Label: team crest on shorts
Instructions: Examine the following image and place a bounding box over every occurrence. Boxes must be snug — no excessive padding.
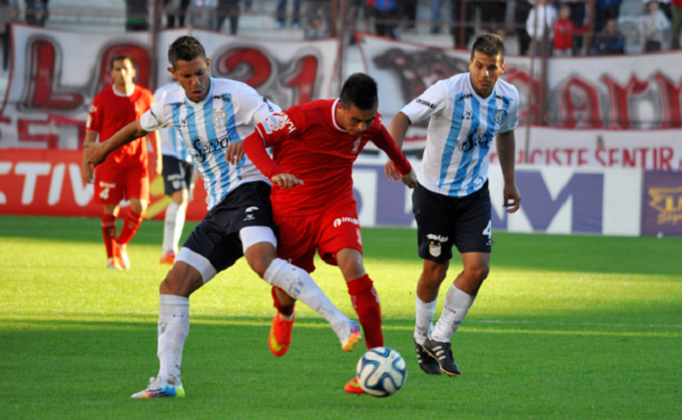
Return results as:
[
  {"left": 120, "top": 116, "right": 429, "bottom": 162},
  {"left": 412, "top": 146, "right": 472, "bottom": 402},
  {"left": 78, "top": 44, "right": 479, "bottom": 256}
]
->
[
  {"left": 212, "top": 110, "right": 227, "bottom": 128},
  {"left": 429, "top": 241, "right": 441, "bottom": 257}
]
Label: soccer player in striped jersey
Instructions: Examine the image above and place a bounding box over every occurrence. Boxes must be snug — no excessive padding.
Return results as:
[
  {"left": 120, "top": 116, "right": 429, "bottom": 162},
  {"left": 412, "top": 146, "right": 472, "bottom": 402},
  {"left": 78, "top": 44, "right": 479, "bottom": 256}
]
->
[
  {"left": 154, "top": 82, "right": 197, "bottom": 266},
  {"left": 386, "top": 34, "right": 522, "bottom": 377},
  {"left": 85, "top": 35, "right": 361, "bottom": 399}
]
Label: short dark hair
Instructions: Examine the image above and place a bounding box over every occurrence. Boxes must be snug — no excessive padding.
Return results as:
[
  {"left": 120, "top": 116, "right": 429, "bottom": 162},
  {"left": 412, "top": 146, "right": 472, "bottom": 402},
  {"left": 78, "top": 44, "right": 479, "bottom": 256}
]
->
[
  {"left": 339, "top": 73, "right": 378, "bottom": 111},
  {"left": 110, "top": 54, "right": 133, "bottom": 70},
  {"left": 470, "top": 33, "right": 505, "bottom": 63},
  {"left": 168, "top": 35, "right": 207, "bottom": 68}
]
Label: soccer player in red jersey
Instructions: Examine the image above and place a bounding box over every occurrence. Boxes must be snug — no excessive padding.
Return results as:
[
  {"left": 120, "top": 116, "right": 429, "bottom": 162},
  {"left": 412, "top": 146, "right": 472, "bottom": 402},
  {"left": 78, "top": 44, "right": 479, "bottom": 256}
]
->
[
  {"left": 243, "top": 73, "right": 417, "bottom": 394},
  {"left": 82, "top": 55, "right": 161, "bottom": 270}
]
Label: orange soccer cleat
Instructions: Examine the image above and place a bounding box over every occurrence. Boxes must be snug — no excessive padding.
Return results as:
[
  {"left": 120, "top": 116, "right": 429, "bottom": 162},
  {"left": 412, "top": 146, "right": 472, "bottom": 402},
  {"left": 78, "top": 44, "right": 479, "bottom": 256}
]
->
[
  {"left": 115, "top": 242, "right": 130, "bottom": 270},
  {"left": 344, "top": 377, "right": 365, "bottom": 395},
  {"left": 268, "top": 312, "right": 295, "bottom": 357},
  {"left": 159, "top": 251, "right": 176, "bottom": 265}
]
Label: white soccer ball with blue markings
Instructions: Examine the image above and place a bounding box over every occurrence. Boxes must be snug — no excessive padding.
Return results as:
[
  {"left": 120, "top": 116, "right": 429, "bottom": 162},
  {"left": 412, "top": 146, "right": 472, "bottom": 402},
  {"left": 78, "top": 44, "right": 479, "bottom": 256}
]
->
[{"left": 356, "top": 347, "right": 407, "bottom": 397}]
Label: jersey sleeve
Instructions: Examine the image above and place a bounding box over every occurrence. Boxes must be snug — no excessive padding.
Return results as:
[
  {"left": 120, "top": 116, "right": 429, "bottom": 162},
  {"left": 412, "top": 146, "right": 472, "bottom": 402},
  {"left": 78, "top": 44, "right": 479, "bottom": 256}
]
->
[
  {"left": 399, "top": 80, "right": 449, "bottom": 125},
  {"left": 86, "top": 94, "right": 103, "bottom": 134},
  {"left": 139, "top": 101, "right": 171, "bottom": 132},
  {"left": 498, "top": 86, "right": 520, "bottom": 133},
  {"left": 371, "top": 120, "right": 413, "bottom": 175},
  {"left": 234, "top": 87, "right": 283, "bottom": 140}
]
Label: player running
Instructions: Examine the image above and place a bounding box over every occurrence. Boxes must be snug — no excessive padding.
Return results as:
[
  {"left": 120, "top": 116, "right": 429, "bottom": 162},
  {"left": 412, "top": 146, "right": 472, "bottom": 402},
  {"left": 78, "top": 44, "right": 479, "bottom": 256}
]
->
[
  {"left": 84, "top": 35, "right": 361, "bottom": 399},
  {"left": 243, "top": 73, "right": 417, "bottom": 394},
  {"left": 386, "top": 33, "right": 522, "bottom": 376},
  {"left": 153, "top": 81, "right": 197, "bottom": 266},
  {"left": 82, "top": 54, "right": 161, "bottom": 270}
]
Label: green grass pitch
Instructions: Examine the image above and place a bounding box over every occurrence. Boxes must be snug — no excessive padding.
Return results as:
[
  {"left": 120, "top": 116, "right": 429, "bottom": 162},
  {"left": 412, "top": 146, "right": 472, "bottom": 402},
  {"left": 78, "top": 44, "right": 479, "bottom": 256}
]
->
[{"left": 1, "top": 216, "right": 680, "bottom": 419}]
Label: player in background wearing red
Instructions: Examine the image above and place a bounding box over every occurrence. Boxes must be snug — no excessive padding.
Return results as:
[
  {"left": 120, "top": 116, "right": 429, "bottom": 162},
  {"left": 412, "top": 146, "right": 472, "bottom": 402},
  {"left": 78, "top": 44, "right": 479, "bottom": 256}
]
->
[
  {"left": 243, "top": 73, "right": 417, "bottom": 394},
  {"left": 82, "top": 55, "right": 161, "bottom": 270}
]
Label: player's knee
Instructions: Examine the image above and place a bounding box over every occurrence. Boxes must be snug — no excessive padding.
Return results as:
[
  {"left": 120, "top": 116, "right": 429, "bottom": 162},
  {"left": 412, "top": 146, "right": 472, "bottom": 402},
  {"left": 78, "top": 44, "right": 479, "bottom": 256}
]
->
[
  {"left": 466, "top": 263, "right": 489, "bottom": 282},
  {"left": 244, "top": 243, "right": 277, "bottom": 279},
  {"left": 160, "top": 266, "right": 198, "bottom": 297}
]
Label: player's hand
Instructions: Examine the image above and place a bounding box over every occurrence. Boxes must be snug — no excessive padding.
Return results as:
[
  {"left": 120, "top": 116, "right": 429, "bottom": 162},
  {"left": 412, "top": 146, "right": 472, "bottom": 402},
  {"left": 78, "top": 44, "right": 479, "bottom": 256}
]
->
[
  {"left": 384, "top": 160, "right": 401, "bottom": 181},
  {"left": 83, "top": 142, "right": 107, "bottom": 167},
  {"left": 226, "top": 140, "right": 244, "bottom": 165},
  {"left": 271, "top": 173, "right": 303, "bottom": 190},
  {"left": 154, "top": 156, "right": 163, "bottom": 176},
  {"left": 503, "top": 183, "right": 521, "bottom": 213},
  {"left": 401, "top": 170, "right": 417, "bottom": 189},
  {"left": 81, "top": 162, "right": 94, "bottom": 184}
]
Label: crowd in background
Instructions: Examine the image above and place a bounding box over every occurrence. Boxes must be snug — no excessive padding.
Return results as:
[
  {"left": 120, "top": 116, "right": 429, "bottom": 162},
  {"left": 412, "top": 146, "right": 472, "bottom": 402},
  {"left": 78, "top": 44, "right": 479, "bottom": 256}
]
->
[{"left": 1, "top": 0, "right": 681, "bottom": 72}]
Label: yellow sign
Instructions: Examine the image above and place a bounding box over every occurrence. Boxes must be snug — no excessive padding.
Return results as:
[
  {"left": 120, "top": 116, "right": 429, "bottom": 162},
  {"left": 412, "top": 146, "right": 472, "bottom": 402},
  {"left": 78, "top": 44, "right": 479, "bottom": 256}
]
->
[{"left": 648, "top": 187, "right": 682, "bottom": 225}]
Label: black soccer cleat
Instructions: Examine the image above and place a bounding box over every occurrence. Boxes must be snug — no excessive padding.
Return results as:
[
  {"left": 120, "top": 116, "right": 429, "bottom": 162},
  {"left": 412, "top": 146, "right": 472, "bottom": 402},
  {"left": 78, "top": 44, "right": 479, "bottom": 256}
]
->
[
  {"left": 422, "top": 337, "right": 461, "bottom": 377},
  {"left": 414, "top": 339, "right": 442, "bottom": 375}
]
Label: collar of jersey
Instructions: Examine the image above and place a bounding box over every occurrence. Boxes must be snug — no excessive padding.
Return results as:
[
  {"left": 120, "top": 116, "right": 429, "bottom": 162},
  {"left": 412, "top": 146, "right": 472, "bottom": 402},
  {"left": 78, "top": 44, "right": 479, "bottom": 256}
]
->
[
  {"left": 112, "top": 84, "right": 136, "bottom": 97},
  {"left": 330, "top": 98, "right": 348, "bottom": 133}
]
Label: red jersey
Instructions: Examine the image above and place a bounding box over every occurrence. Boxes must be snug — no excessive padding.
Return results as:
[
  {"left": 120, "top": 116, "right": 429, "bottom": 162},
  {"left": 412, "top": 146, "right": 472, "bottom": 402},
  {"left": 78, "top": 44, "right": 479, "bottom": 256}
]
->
[
  {"left": 553, "top": 18, "right": 587, "bottom": 51},
  {"left": 86, "top": 85, "right": 154, "bottom": 168},
  {"left": 244, "top": 99, "right": 412, "bottom": 216}
]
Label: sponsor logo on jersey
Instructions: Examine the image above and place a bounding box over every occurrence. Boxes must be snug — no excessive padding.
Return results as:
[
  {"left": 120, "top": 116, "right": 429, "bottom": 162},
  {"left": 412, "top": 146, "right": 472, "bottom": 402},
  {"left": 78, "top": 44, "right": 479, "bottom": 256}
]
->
[
  {"left": 415, "top": 98, "right": 436, "bottom": 109},
  {"left": 192, "top": 135, "right": 231, "bottom": 163},
  {"left": 333, "top": 217, "right": 360, "bottom": 227},
  {"left": 89, "top": 105, "right": 97, "bottom": 113},
  {"left": 264, "top": 113, "right": 296, "bottom": 134},
  {"left": 213, "top": 109, "right": 227, "bottom": 128},
  {"left": 426, "top": 233, "right": 448, "bottom": 242},
  {"left": 429, "top": 241, "right": 441, "bottom": 257},
  {"left": 461, "top": 130, "right": 494, "bottom": 152},
  {"left": 462, "top": 110, "right": 472, "bottom": 120},
  {"left": 648, "top": 187, "right": 682, "bottom": 224}
]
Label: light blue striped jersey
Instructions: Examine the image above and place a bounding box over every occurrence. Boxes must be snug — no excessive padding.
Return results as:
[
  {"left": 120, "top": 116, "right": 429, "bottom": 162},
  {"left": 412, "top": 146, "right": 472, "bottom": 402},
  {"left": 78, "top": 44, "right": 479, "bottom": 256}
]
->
[
  {"left": 153, "top": 83, "right": 192, "bottom": 163},
  {"left": 400, "top": 72, "right": 519, "bottom": 197},
  {"left": 141, "top": 78, "right": 280, "bottom": 209}
]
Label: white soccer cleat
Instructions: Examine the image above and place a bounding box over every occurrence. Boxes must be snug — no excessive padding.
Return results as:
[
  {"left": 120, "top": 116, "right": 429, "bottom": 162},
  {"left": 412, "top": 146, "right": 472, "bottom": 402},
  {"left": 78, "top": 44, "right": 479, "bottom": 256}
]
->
[
  {"left": 116, "top": 242, "right": 130, "bottom": 270},
  {"left": 334, "top": 320, "right": 362, "bottom": 352},
  {"left": 131, "top": 377, "right": 185, "bottom": 399}
]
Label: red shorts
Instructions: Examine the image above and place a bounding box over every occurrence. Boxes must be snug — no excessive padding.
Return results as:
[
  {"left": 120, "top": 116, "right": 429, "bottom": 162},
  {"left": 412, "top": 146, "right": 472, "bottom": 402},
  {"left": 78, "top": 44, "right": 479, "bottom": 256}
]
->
[
  {"left": 274, "top": 199, "right": 363, "bottom": 273},
  {"left": 94, "top": 163, "right": 149, "bottom": 204}
]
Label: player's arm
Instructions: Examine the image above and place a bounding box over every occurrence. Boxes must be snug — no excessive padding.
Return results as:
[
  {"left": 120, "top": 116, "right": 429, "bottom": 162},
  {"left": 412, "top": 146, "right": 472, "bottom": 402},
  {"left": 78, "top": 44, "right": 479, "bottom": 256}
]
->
[
  {"left": 148, "top": 129, "right": 163, "bottom": 176},
  {"left": 374, "top": 124, "right": 416, "bottom": 188},
  {"left": 242, "top": 122, "right": 303, "bottom": 190},
  {"left": 84, "top": 121, "right": 150, "bottom": 167},
  {"left": 496, "top": 130, "right": 521, "bottom": 214},
  {"left": 385, "top": 112, "right": 411, "bottom": 181},
  {"left": 81, "top": 130, "right": 98, "bottom": 184}
]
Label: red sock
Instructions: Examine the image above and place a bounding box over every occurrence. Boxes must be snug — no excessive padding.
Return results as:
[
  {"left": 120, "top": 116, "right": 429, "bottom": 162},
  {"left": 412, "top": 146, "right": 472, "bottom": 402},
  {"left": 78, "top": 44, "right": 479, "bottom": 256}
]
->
[
  {"left": 347, "top": 274, "right": 383, "bottom": 349},
  {"left": 271, "top": 286, "right": 295, "bottom": 316},
  {"left": 101, "top": 214, "right": 117, "bottom": 258},
  {"left": 116, "top": 210, "right": 144, "bottom": 245}
]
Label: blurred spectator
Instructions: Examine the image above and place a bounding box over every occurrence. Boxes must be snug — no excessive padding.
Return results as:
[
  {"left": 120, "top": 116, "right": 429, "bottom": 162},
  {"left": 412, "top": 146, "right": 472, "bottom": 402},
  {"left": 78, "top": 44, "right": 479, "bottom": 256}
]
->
[
  {"left": 216, "top": 0, "right": 240, "bottom": 34},
  {"left": 562, "top": 0, "right": 587, "bottom": 53},
  {"left": 480, "top": 0, "right": 507, "bottom": 35},
  {"left": 165, "top": 0, "right": 191, "bottom": 28},
  {"left": 526, "top": 0, "right": 557, "bottom": 55},
  {"left": 451, "top": 0, "right": 474, "bottom": 48},
  {"left": 368, "top": 0, "right": 399, "bottom": 39},
  {"left": 400, "top": 0, "right": 417, "bottom": 31},
  {"left": 276, "top": 0, "right": 301, "bottom": 29},
  {"left": 673, "top": 0, "right": 682, "bottom": 49},
  {"left": 25, "top": 0, "right": 49, "bottom": 27},
  {"left": 592, "top": 18, "right": 625, "bottom": 54},
  {"left": 639, "top": 0, "right": 671, "bottom": 51},
  {"left": 188, "top": 0, "right": 216, "bottom": 30},
  {"left": 515, "top": 0, "right": 533, "bottom": 55},
  {"left": 430, "top": 0, "right": 451, "bottom": 34},
  {"left": 305, "top": 9, "right": 329, "bottom": 38},
  {"left": 1, "top": 0, "right": 18, "bottom": 71},
  {"left": 652, "top": 0, "right": 673, "bottom": 20},
  {"left": 126, "top": 0, "right": 149, "bottom": 31},
  {"left": 554, "top": 4, "right": 587, "bottom": 55},
  {"left": 594, "top": 0, "right": 622, "bottom": 33},
  {"left": 303, "top": 0, "right": 331, "bottom": 36}
]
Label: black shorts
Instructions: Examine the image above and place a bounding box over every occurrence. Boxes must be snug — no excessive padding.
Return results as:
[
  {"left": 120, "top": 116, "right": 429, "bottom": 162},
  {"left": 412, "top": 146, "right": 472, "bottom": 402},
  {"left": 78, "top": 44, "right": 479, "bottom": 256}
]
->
[
  {"left": 162, "top": 155, "right": 196, "bottom": 196},
  {"left": 412, "top": 181, "right": 492, "bottom": 263},
  {"left": 183, "top": 181, "right": 275, "bottom": 273}
]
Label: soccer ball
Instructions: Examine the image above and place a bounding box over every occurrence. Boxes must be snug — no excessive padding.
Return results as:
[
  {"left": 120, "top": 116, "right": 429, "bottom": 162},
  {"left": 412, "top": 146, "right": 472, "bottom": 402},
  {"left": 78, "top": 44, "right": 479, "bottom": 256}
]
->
[{"left": 356, "top": 347, "right": 407, "bottom": 397}]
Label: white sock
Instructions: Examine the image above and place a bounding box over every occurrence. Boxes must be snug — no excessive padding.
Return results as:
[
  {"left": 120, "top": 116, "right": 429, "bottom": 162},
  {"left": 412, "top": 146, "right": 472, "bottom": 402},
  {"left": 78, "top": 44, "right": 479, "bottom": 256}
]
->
[
  {"left": 162, "top": 202, "right": 186, "bottom": 255},
  {"left": 264, "top": 258, "right": 351, "bottom": 341},
  {"left": 157, "top": 294, "right": 189, "bottom": 386},
  {"left": 414, "top": 295, "right": 437, "bottom": 345},
  {"left": 430, "top": 284, "right": 475, "bottom": 343}
]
